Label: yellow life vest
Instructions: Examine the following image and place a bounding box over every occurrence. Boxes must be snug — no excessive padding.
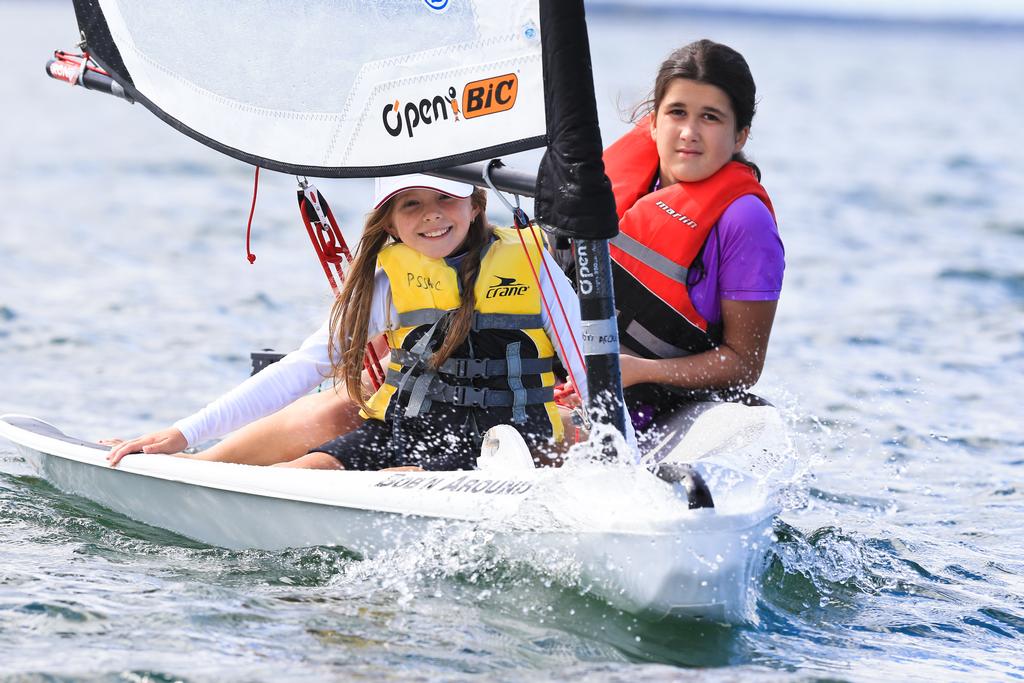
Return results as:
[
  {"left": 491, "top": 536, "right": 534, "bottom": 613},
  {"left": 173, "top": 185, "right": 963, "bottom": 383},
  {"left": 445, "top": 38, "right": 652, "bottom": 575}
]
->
[{"left": 363, "top": 226, "right": 562, "bottom": 440}]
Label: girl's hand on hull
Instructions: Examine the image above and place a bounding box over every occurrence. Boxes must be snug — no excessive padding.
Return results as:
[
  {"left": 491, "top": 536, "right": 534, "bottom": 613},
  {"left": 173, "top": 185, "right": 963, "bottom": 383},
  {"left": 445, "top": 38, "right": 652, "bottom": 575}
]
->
[{"left": 106, "top": 427, "right": 187, "bottom": 467}]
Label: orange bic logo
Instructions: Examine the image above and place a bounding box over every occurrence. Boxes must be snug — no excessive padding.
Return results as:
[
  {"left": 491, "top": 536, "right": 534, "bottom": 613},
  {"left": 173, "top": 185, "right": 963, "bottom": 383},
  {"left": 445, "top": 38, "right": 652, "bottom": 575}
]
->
[{"left": 462, "top": 74, "right": 518, "bottom": 119}]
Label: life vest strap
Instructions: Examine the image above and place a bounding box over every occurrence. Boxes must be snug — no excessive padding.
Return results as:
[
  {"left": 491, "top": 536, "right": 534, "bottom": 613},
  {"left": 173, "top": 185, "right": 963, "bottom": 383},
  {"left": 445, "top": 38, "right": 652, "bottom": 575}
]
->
[
  {"left": 390, "top": 349, "right": 553, "bottom": 379},
  {"left": 471, "top": 312, "right": 543, "bottom": 331},
  {"left": 610, "top": 231, "right": 690, "bottom": 285},
  {"left": 390, "top": 314, "right": 447, "bottom": 420},
  {"left": 396, "top": 309, "right": 543, "bottom": 332},
  {"left": 506, "top": 341, "right": 528, "bottom": 424},
  {"left": 396, "top": 309, "right": 449, "bottom": 328},
  {"left": 383, "top": 368, "right": 554, "bottom": 409},
  {"left": 437, "top": 383, "right": 554, "bottom": 409}
]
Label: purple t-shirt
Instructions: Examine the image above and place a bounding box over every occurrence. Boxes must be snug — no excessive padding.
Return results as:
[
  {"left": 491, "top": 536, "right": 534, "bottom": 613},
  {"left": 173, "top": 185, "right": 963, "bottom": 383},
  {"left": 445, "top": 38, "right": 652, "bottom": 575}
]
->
[{"left": 688, "top": 194, "right": 784, "bottom": 325}]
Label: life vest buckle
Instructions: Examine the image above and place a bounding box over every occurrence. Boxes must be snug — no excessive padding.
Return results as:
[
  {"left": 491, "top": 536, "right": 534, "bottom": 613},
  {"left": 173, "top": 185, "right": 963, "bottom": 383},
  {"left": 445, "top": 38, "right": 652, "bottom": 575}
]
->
[
  {"left": 452, "top": 357, "right": 488, "bottom": 379},
  {"left": 452, "top": 385, "right": 487, "bottom": 408}
]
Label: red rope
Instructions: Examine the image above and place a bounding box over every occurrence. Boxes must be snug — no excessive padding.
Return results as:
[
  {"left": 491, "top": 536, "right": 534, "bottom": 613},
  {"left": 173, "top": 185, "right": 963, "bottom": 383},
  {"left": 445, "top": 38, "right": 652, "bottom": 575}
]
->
[
  {"left": 297, "top": 183, "right": 385, "bottom": 390},
  {"left": 53, "top": 51, "right": 111, "bottom": 84},
  {"left": 245, "top": 167, "right": 260, "bottom": 264},
  {"left": 528, "top": 227, "right": 587, "bottom": 379},
  {"left": 512, "top": 222, "right": 587, "bottom": 405}
]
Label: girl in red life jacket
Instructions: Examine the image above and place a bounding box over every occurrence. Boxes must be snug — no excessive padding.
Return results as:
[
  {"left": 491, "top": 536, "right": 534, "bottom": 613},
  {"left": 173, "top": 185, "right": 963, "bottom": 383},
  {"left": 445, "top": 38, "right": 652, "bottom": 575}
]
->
[{"left": 600, "top": 40, "right": 785, "bottom": 430}]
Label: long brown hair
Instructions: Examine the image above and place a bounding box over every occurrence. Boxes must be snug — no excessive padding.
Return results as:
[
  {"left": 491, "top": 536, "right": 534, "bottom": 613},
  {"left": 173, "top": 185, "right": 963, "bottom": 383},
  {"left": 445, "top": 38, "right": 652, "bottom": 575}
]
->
[
  {"left": 634, "top": 39, "right": 761, "bottom": 180},
  {"left": 329, "top": 187, "right": 491, "bottom": 410}
]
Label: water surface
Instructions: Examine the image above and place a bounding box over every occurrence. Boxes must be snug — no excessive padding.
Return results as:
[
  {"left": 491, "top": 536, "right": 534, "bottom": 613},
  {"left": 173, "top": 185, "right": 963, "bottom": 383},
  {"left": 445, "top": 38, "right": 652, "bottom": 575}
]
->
[{"left": 1, "top": 2, "right": 1023, "bottom": 681}]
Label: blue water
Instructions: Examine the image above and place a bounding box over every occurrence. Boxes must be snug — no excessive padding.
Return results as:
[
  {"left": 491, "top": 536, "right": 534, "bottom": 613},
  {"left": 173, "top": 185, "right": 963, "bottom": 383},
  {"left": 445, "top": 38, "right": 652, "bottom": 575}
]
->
[{"left": 2, "top": 2, "right": 1024, "bottom": 681}]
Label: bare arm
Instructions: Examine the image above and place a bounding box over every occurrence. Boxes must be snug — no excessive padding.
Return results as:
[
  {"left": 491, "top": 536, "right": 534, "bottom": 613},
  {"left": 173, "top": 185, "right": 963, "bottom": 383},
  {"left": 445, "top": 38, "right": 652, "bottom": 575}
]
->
[{"left": 619, "top": 299, "right": 778, "bottom": 391}]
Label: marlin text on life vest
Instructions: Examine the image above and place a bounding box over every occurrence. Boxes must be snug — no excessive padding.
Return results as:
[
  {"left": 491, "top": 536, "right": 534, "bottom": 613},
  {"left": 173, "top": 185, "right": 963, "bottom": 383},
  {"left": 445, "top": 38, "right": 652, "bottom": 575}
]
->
[{"left": 655, "top": 200, "right": 699, "bottom": 229}]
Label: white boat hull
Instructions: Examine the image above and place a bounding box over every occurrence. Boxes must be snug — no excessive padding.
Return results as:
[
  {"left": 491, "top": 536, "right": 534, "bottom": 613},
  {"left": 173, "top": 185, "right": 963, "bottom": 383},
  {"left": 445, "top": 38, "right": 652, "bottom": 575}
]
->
[{"left": 0, "top": 406, "right": 783, "bottom": 622}]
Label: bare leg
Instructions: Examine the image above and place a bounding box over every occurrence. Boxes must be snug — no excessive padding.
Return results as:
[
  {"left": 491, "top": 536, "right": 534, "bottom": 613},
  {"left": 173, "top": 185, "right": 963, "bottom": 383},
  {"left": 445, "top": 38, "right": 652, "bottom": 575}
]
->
[
  {"left": 274, "top": 451, "right": 344, "bottom": 469},
  {"left": 187, "top": 389, "right": 361, "bottom": 465}
]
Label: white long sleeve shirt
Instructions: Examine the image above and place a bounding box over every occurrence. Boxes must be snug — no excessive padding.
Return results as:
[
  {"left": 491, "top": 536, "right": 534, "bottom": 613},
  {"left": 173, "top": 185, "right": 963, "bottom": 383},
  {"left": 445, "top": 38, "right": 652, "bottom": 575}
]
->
[{"left": 174, "top": 249, "right": 588, "bottom": 446}]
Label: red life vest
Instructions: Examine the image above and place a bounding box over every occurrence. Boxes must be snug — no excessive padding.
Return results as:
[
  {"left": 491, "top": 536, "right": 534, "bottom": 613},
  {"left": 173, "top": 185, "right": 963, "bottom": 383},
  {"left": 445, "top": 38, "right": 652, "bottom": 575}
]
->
[{"left": 604, "top": 121, "right": 775, "bottom": 358}]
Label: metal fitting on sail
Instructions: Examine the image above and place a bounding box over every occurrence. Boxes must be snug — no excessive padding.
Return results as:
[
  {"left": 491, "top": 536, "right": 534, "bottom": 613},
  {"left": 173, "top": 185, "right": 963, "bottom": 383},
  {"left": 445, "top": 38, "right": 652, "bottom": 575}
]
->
[{"left": 483, "top": 160, "right": 531, "bottom": 229}]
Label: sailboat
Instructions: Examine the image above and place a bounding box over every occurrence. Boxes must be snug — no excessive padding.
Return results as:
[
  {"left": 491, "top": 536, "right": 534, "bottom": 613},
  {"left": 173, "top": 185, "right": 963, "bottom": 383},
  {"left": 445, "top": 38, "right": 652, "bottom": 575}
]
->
[{"left": 1, "top": 0, "right": 784, "bottom": 622}]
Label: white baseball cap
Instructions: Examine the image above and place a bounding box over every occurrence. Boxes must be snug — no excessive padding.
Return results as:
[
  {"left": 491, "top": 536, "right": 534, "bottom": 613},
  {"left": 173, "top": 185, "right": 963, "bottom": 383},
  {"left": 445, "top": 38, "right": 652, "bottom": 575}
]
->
[{"left": 373, "top": 173, "right": 475, "bottom": 210}]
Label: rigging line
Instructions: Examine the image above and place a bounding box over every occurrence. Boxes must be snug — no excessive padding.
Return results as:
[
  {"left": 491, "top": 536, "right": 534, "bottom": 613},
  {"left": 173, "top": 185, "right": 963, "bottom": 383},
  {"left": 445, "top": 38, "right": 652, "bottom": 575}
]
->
[
  {"left": 245, "top": 166, "right": 260, "bottom": 264},
  {"left": 512, "top": 223, "right": 589, "bottom": 427},
  {"left": 76, "top": 51, "right": 110, "bottom": 76},
  {"left": 481, "top": 162, "right": 521, "bottom": 216},
  {"left": 72, "top": 51, "right": 89, "bottom": 86},
  {"left": 526, "top": 225, "right": 587, "bottom": 386},
  {"left": 481, "top": 160, "right": 590, "bottom": 420},
  {"left": 294, "top": 177, "right": 384, "bottom": 388}
]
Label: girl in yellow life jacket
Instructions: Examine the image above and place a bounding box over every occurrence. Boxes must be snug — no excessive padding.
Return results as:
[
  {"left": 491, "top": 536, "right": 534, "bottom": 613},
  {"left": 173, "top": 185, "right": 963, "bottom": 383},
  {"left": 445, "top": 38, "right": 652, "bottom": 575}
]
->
[{"left": 283, "top": 174, "right": 586, "bottom": 471}]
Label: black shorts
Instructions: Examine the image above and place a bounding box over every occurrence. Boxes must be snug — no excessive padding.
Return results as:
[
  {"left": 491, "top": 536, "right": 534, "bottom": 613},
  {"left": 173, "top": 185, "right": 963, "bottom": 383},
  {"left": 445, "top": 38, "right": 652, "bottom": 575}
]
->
[{"left": 309, "top": 403, "right": 555, "bottom": 471}]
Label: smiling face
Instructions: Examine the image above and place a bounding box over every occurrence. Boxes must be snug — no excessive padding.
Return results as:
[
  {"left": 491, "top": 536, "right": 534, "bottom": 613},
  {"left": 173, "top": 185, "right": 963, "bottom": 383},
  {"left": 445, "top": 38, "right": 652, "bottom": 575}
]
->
[
  {"left": 385, "top": 188, "right": 479, "bottom": 260},
  {"left": 651, "top": 78, "right": 749, "bottom": 186}
]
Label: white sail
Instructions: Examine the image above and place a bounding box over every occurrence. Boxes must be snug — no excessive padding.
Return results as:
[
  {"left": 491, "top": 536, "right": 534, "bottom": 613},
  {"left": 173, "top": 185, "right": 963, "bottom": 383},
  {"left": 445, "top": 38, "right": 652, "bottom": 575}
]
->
[{"left": 86, "top": 0, "right": 545, "bottom": 175}]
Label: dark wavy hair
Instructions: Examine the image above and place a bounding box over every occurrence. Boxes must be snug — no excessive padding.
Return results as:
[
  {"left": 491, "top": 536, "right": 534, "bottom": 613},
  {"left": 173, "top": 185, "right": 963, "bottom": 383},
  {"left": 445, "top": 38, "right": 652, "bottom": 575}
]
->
[{"left": 635, "top": 39, "right": 761, "bottom": 180}]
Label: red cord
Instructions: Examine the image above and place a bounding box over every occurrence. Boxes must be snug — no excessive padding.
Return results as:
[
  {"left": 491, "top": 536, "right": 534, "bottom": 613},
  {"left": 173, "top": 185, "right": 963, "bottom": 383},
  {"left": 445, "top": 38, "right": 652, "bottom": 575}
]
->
[
  {"left": 528, "top": 227, "right": 587, "bottom": 380},
  {"left": 53, "top": 51, "right": 111, "bottom": 82},
  {"left": 245, "top": 167, "right": 260, "bottom": 264},
  {"left": 297, "top": 184, "right": 385, "bottom": 390},
  {"left": 513, "top": 224, "right": 587, "bottom": 405}
]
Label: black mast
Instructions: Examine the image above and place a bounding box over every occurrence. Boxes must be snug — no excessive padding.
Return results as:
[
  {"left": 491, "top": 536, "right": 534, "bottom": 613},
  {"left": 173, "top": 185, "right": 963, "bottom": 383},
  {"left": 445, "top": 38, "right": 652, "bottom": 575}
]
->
[{"left": 534, "top": 0, "right": 627, "bottom": 435}]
